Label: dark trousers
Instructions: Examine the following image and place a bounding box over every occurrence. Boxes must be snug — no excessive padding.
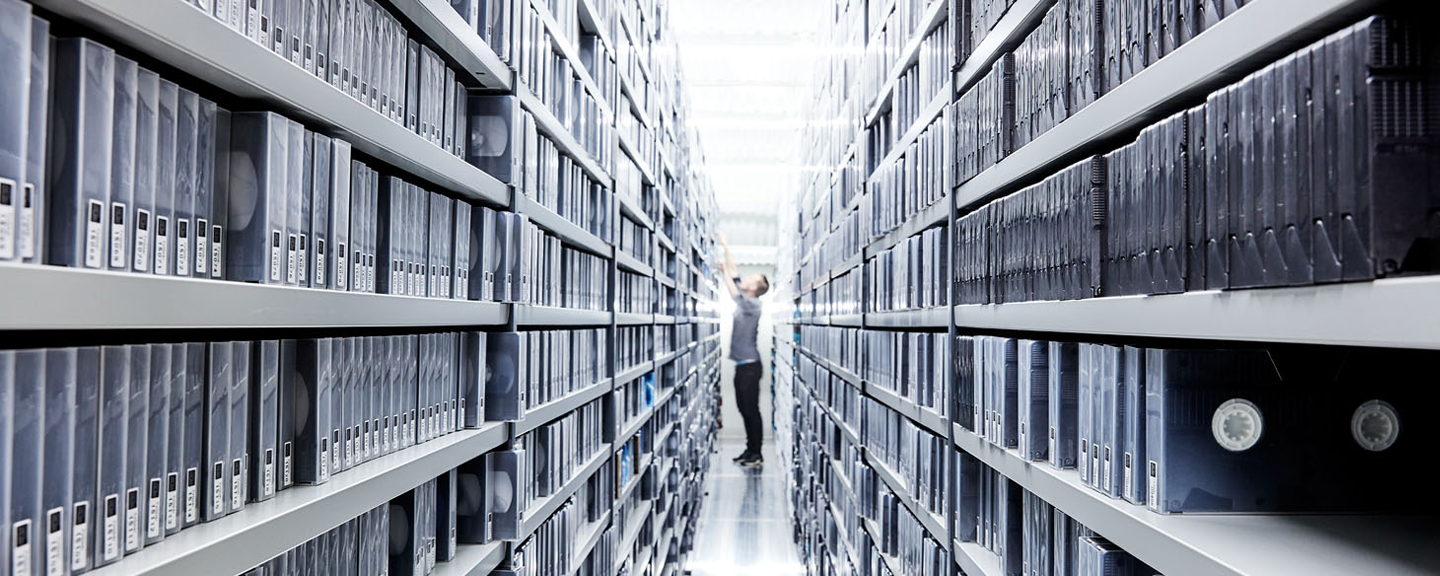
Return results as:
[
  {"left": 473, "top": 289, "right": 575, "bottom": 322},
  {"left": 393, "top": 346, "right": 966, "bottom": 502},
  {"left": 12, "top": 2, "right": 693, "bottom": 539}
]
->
[{"left": 734, "top": 362, "right": 763, "bottom": 455}]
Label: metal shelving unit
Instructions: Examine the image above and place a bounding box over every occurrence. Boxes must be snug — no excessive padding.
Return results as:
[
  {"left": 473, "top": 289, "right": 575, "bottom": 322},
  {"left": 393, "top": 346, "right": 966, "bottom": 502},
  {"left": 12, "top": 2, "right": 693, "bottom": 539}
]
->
[
  {"left": 516, "top": 84, "right": 613, "bottom": 187},
  {"left": 515, "top": 381, "right": 614, "bottom": 436},
  {"left": 30, "top": 0, "right": 511, "bottom": 208},
  {"left": 382, "top": 0, "right": 514, "bottom": 90},
  {"left": 863, "top": 199, "right": 948, "bottom": 258},
  {"left": 519, "top": 450, "right": 612, "bottom": 539},
  {"left": 513, "top": 305, "right": 613, "bottom": 327},
  {"left": 865, "top": 308, "right": 949, "bottom": 329},
  {"left": 863, "top": 451, "right": 948, "bottom": 551},
  {"left": 952, "top": 428, "right": 1440, "bottom": 576},
  {"left": 432, "top": 542, "right": 507, "bottom": 576},
  {"left": 616, "top": 251, "right": 654, "bottom": 276},
  {"left": 0, "top": 264, "right": 511, "bottom": 330},
  {"left": 516, "top": 194, "right": 613, "bottom": 257},
  {"left": 84, "top": 424, "right": 507, "bottom": 576}
]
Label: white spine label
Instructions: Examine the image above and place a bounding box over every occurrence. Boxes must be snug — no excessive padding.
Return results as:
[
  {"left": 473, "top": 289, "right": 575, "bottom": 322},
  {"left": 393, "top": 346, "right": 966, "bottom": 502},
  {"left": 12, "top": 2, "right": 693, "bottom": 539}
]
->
[
  {"left": 194, "top": 218, "right": 208, "bottom": 276},
  {"left": 231, "top": 462, "right": 243, "bottom": 510},
  {"left": 1148, "top": 462, "right": 1160, "bottom": 510},
  {"left": 211, "top": 226, "right": 223, "bottom": 278},
  {"left": 286, "top": 233, "right": 298, "bottom": 284},
  {"left": 134, "top": 210, "right": 151, "bottom": 272},
  {"left": 102, "top": 497, "right": 118, "bottom": 561},
  {"left": 0, "top": 179, "right": 15, "bottom": 259},
  {"left": 316, "top": 240, "right": 326, "bottom": 286},
  {"left": 271, "top": 230, "right": 283, "bottom": 282},
  {"left": 85, "top": 200, "right": 104, "bottom": 268},
  {"left": 166, "top": 474, "right": 179, "bottom": 530},
  {"left": 13, "top": 520, "right": 31, "bottom": 576},
  {"left": 283, "top": 443, "right": 292, "bottom": 487},
  {"left": 336, "top": 244, "right": 347, "bottom": 290},
  {"left": 70, "top": 503, "right": 87, "bottom": 571},
  {"left": 124, "top": 492, "right": 138, "bottom": 551},
  {"left": 154, "top": 217, "right": 169, "bottom": 274},
  {"left": 212, "top": 471, "right": 224, "bottom": 516},
  {"left": 264, "top": 449, "right": 275, "bottom": 497},
  {"left": 298, "top": 234, "right": 308, "bottom": 284},
  {"left": 19, "top": 183, "right": 35, "bottom": 259},
  {"left": 109, "top": 203, "right": 126, "bottom": 268},
  {"left": 147, "top": 483, "right": 161, "bottom": 538},
  {"left": 176, "top": 220, "right": 190, "bottom": 276},
  {"left": 46, "top": 512, "right": 62, "bottom": 576}
]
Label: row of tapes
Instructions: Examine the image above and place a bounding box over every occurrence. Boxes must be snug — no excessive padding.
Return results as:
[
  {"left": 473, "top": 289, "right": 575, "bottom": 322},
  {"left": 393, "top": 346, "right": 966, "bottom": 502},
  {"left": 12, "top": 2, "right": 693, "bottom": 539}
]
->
[
  {"left": 954, "top": 452, "right": 1158, "bottom": 576},
  {"left": 531, "top": 122, "right": 614, "bottom": 242},
  {"left": 866, "top": 225, "right": 948, "bottom": 313},
  {"left": 859, "top": 398, "right": 949, "bottom": 522},
  {"left": 798, "top": 325, "right": 862, "bottom": 376},
  {"left": 239, "top": 463, "right": 496, "bottom": 576},
  {"left": 512, "top": 476, "right": 589, "bottom": 576},
  {"left": 616, "top": 373, "right": 657, "bottom": 430},
  {"left": 955, "top": 13, "right": 1440, "bottom": 305},
  {"left": 853, "top": 461, "right": 948, "bottom": 576},
  {"left": 796, "top": 354, "right": 861, "bottom": 437},
  {"left": 0, "top": 336, "right": 479, "bottom": 575},
  {"left": 865, "top": 108, "right": 949, "bottom": 241},
  {"left": 957, "top": 0, "right": 1246, "bottom": 183},
  {"left": 806, "top": 207, "right": 862, "bottom": 291},
  {"left": 188, "top": 0, "right": 471, "bottom": 159},
  {"left": 578, "top": 33, "right": 620, "bottom": 128},
  {"left": 861, "top": 0, "right": 931, "bottom": 114},
  {"left": 957, "top": 334, "right": 1436, "bottom": 514},
  {"left": 618, "top": 216, "right": 653, "bottom": 266},
  {"left": 618, "top": 271, "right": 655, "bottom": 315},
  {"left": 807, "top": 265, "right": 862, "bottom": 318},
  {"left": 517, "top": 397, "right": 604, "bottom": 508},
  {"left": 511, "top": 0, "right": 613, "bottom": 172},
  {"left": 654, "top": 326, "right": 675, "bottom": 356},
  {"left": 482, "top": 329, "right": 608, "bottom": 418},
  {"left": 873, "top": 16, "right": 952, "bottom": 167},
  {"left": 861, "top": 331, "right": 949, "bottom": 416},
  {"left": 615, "top": 326, "right": 653, "bottom": 375}
]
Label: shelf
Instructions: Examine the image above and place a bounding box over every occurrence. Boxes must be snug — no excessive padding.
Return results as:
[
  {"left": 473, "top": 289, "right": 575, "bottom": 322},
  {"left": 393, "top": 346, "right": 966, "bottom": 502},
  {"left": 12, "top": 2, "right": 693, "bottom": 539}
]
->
[
  {"left": 953, "top": 0, "right": 1053, "bottom": 95},
  {"left": 618, "top": 73, "right": 655, "bottom": 130},
  {"left": 616, "top": 312, "right": 654, "bottom": 326},
  {"left": 31, "top": 0, "right": 511, "bottom": 208},
  {"left": 953, "top": 276, "right": 1440, "bottom": 350},
  {"left": 954, "top": 0, "right": 1377, "bottom": 213},
  {"left": 862, "top": 380, "right": 948, "bottom": 437},
  {"left": 527, "top": 0, "right": 612, "bottom": 119},
  {"left": 516, "top": 84, "right": 612, "bottom": 188},
  {"left": 865, "top": 307, "right": 949, "bottom": 329},
  {"left": 84, "top": 424, "right": 507, "bottom": 576},
  {"left": 656, "top": 274, "right": 676, "bottom": 289},
  {"left": 575, "top": 0, "right": 614, "bottom": 54},
  {"left": 520, "top": 449, "right": 610, "bottom": 539},
  {"left": 616, "top": 250, "right": 654, "bottom": 276},
  {"left": 863, "top": 198, "right": 948, "bottom": 258},
  {"left": 866, "top": 82, "right": 951, "bottom": 183},
  {"left": 0, "top": 264, "right": 510, "bottom": 330},
  {"left": 565, "top": 513, "right": 613, "bottom": 576},
  {"left": 514, "top": 305, "right": 612, "bottom": 327},
  {"left": 615, "top": 500, "right": 656, "bottom": 566},
  {"left": 516, "top": 194, "right": 613, "bottom": 257},
  {"left": 863, "top": 451, "right": 948, "bottom": 551},
  {"left": 515, "top": 380, "right": 612, "bottom": 436},
  {"left": 654, "top": 314, "right": 678, "bottom": 325},
  {"left": 952, "top": 539, "right": 1003, "bottom": 576},
  {"left": 615, "top": 360, "right": 654, "bottom": 385},
  {"left": 618, "top": 130, "right": 659, "bottom": 187},
  {"left": 861, "top": 518, "right": 907, "bottom": 576},
  {"left": 796, "top": 345, "right": 860, "bottom": 389},
  {"left": 432, "top": 541, "right": 506, "bottom": 576},
  {"left": 617, "top": 192, "right": 655, "bottom": 231},
  {"left": 383, "top": 0, "right": 513, "bottom": 90},
  {"left": 862, "top": 0, "right": 948, "bottom": 128},
  {"left": 828, "top": 252, "right": 863, "bottom": 281},
  {"left": 616, "top": 451, "right": 656, "bottom": 506},
  {"left": 617, "top": 406, "right": 655, "bottom": 446},
  {"left": 655, "top": 347, "right": 684, "bottom": 367},
  {"left": 830, "top": 314, "right": 863, "bottom": 328},
  {"left": 951, "top": 426, "right": 1440, "bottom": 576}
]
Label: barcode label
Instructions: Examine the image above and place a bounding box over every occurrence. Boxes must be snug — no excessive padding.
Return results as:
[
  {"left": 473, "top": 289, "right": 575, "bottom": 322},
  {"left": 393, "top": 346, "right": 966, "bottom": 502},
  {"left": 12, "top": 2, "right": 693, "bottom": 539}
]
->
[
  {"left": 134, "top": 210, "right": 152, "bottom": 272},
  {"left": 45, "top": 510, "right": 62, "bottom": 576},
  {"left": 176, "top": 220, "right": 190, "bottom": 276},
  {"left": 102, "top": 495, "right": 119, "bottom": 561},
  {"left": 211, "top": 225, "right": 223, "bottom": 278},
  {"left": 109, "top": 203, "right": 127, "bottom": 268},
  {"left": 231, "top": 460, "right": 243, "bottom": 510},
  {"left": 271, "top": 230, "right": 283, "bottom": 281},
  {"left": 166, "top": 473, "right": 179, "bottom": 530},
  {"left": 264, "top": 449, "right": 275, "bottom": 497},
  {"left": 70, "top": 502, "right": 88, "bottom": 571},
  {"left": 316, "top": 240, "right": 326, "bottom": 286},
  {"left": 286, "top": 233, "right": 298, "bottom": 284},
  {"left": 336, "top": 243, "right": 347, "bottom": 290},
  {"left": 0, "top": 179, "right": 15, "bottom": 259},
  {"left": 19, "top": 183, "right": 36, "bottom": 258},
  {"left": 13, "top": 519, "right": 31, "bottom": 576},
  {"left": 298, "top": 234, "right": 308, "bottom": 284},
  {"left": 155, "top": 216, "right": 170, "bottom": 274},
  {"left": 124, "top": 489, "right": 139, "bottom": 552}
]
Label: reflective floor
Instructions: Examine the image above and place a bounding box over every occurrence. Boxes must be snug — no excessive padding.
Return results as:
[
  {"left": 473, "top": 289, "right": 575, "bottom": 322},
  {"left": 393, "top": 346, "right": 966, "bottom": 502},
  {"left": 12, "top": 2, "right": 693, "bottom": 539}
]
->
[{"left": 685, "top": 439, "right": 805, "bottom": 576}]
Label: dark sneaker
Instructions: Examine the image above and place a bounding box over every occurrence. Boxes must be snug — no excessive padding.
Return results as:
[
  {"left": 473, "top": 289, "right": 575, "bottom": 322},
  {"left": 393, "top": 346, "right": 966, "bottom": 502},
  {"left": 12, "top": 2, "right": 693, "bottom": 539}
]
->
[
  {"left": 737, "top": 453, "right": 764, "bottom": 467},
  {"left": 732, "top": 451, "right": 754, "bottom": 463}
]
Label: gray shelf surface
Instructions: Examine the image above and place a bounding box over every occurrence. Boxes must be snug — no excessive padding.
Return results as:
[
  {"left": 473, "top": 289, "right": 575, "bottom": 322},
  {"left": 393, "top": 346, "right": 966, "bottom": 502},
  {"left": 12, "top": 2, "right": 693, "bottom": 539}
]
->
[
  {"left": 519, "top": 449, "right": 610, "bottom": 539},
  {"left": 615, "top": 361, "right": 655, "bottom": 386},
  {"left": 526, "top": 0, "right": 611, "bottom": 116},
  {"left": 863, "top": 199, "right": 949, "bottom": 258},
  {"left": 0, "top": 264, "right": 510, "bottom": 330},
  {"left": 863, "top": 451, "right": 948, "bottom": 552},
  {"left": 385, "top": 0, "right": 513, "bottom": 90},
  {"left": 830, "top": 314, "right": 864, "bottom": 327},
  {"left": 515, "top": 380, "right": 613, "bottom": 436},
  {"left": 515, "top": 194, "right": 613, "bottom": 257},
  {"left": 516, "top": 84, "right": 612, "bottom": 188},
  {"left": 865, "top": 307, "right": 950, "bottom": 329},
  {"left": 31, "top": 0, "right": 510, "bottom": 208},
  {"left": 83, "top": 424, "right": 507, "bottom": 576},
  {"left": 616, "top": 250, "right": 654, "bottom": 276},
  {"left": 952, "top": 0, "right": 1052, "bottom": 95},
  {"left": 954, "top": 0, "right": 1380, "bottom": 213},
  {"left": 952, "top": 426, "right": 1440, "bottom": 576},
  {"left": 616, "top": 312, "right": 654, "bottom": 326},
  {"left": 431, "top": 541, "right": 506, "bottom": 576},
  {"left": 862, "top": 380, "right": 948, "bottom": 437},
  {"left": 952, "top": 539, "right": 1003, "bottom": 576},
  {"left": 866, "top": 83, "right": 951, "bottom": 185},
  {"left": 565, "top": 512, "right": 613, "bottom": 576},
  {"left": 861, "top": 518, "right": 908, "bottom": 576},
  {"left": 953, "top": 276, "right": 1440, "bottom": 349},
  {"left": 513, "top": 305, "right": 612, "bottom": 327},
  {"left": 862, "top": 0, "right": 949, "bottom": 128},
  {"left": 614, "top": 500, "right": 656, "bottom": 568},
  {"left": 618, "top": 131, "right": 660, "bottom": 187},
  {"left": 617, "top": 192, "right": 656, "bottom": 231}
]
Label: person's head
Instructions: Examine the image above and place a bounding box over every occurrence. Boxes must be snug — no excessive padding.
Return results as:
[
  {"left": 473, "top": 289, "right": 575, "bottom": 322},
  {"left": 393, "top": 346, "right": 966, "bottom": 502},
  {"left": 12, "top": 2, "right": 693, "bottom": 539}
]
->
[{"left": 741, "top": 274, "right": 770, "bottom": 297}]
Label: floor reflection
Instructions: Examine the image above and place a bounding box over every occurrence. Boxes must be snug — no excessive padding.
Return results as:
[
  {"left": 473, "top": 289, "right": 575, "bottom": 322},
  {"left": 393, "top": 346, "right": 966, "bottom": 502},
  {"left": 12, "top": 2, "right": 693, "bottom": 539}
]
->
[{"left": 686, "top": 439, "right": 805, "bottom": 576}]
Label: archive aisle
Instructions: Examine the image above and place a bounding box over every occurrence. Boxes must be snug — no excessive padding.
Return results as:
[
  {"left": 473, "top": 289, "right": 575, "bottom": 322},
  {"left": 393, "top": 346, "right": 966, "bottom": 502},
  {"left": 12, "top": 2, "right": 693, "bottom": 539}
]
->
[
  {"left": 0, "top": 0, "right": 723, "bottom": 575},
  {"left": 773, "top": 1, "right": 1440, "bottom": 576}
]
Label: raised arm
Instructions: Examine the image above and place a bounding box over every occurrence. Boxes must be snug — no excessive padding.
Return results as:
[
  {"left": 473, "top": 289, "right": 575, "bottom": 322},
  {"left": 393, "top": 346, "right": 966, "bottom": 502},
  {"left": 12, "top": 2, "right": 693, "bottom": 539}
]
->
[{"left": 718, "top": 232, "right": 740, "bottom": 299}]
